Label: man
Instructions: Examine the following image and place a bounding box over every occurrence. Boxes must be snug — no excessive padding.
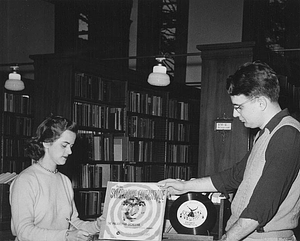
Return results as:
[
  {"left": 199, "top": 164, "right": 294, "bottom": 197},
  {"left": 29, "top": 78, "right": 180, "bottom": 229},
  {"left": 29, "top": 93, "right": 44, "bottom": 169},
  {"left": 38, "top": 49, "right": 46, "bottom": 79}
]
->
[{"left": 159, "top": 61, "right": 300, "bottom": 241}]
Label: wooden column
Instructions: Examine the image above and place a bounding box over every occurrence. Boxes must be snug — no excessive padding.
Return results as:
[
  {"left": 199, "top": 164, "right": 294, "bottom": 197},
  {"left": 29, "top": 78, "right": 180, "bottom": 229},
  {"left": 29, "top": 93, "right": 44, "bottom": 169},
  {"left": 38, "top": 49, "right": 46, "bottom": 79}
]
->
[{"left": 197, "top": 42, "right": 256, "bottom": 177}]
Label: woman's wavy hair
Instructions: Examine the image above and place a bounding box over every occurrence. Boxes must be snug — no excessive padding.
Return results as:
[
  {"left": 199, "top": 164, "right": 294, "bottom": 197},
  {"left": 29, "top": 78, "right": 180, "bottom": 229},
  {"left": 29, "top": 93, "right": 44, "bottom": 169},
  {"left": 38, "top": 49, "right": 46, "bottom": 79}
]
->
[{"left": 25, "top": 115, "right": 78, "bottom": 162}]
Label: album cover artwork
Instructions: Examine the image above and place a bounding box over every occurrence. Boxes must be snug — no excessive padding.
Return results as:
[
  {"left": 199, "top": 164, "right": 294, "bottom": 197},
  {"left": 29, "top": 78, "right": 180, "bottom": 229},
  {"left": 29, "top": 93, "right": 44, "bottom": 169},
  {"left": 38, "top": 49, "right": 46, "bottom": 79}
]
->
[{"left": 99, "top": 181, "right": 168, "bottom": 241}]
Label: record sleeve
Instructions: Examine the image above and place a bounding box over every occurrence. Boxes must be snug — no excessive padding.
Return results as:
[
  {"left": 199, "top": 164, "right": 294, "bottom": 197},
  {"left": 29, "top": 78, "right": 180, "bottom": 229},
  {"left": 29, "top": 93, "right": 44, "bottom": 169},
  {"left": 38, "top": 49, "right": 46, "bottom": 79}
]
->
[
  {"left": 99, "top": 181, "right": 168, "bottom": 241},
  {"left": 169, "top": 193, "right": 217, "bottom": 235}
]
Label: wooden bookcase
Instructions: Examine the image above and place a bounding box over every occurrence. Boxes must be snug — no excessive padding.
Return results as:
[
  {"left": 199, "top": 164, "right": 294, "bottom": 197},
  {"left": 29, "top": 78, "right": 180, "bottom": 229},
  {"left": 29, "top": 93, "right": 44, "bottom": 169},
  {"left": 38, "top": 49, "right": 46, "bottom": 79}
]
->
[
  {"left": 0, "top": 73, "right": 34, "bottom": 230},
  {"left": 0, "top": 74, "right": 34, "bottom": 174},
  {"left": 30, "top": 53, "right": 200, "bottom": 220},
  {"left": 196, "top": 42, "right": 256, "bottom": 177},
  {"left": 125, "top": 82, "right": 200, "bottom": 183},
  {"left": 0, "top": 184, "right": 10, "bottom": 230}
]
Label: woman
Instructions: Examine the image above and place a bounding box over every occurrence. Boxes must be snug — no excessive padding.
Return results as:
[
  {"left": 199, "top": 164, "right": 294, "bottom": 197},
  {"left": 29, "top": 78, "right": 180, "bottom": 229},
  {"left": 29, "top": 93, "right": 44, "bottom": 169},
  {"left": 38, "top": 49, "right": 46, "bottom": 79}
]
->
[{"left": 10, "top": 116, "right": 102, "bottom": 241}]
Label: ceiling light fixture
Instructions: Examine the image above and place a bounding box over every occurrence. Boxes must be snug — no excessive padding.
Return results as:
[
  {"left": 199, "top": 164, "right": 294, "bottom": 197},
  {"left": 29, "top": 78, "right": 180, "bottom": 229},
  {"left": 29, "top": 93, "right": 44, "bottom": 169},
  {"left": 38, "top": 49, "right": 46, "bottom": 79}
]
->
[
  {"left": 147, "top": 57, "right": 170, "bottom": 86},
  {"left": 5, "top": 66, "right": 25, "bottom": 91}
]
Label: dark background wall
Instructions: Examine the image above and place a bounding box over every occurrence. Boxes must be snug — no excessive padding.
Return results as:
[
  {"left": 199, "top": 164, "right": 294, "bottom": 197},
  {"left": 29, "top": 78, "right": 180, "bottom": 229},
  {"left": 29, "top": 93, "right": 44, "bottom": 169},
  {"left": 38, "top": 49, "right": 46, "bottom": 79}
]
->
[{"left": 0, "top": 0, "right": 243, "bottom": 83}]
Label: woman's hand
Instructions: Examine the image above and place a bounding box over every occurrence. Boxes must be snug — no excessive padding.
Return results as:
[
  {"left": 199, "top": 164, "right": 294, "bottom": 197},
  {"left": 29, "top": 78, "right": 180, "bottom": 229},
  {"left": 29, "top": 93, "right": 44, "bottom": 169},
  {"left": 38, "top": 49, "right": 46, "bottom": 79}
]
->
[
  {"left": 66, "top": 229, "right": 91, "bottom": 241},
  {"left": 96, "top": 215, "right": 105, "bottom": 230}
]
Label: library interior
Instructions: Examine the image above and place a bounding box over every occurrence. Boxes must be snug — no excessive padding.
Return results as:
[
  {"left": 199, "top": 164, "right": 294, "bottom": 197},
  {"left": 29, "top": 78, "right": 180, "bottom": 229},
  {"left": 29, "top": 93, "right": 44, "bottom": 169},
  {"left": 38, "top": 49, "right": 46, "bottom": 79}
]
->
[{"left": 1, "top": 0, "right": 300, "bottom": 240}]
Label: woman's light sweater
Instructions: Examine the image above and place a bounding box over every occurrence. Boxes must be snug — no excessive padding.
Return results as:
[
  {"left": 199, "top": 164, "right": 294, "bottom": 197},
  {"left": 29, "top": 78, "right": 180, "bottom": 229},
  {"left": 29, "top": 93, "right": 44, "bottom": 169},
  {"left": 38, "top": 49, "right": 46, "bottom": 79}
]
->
[{"left": 10, "top": 163, "right": 100, "bottom": 241}]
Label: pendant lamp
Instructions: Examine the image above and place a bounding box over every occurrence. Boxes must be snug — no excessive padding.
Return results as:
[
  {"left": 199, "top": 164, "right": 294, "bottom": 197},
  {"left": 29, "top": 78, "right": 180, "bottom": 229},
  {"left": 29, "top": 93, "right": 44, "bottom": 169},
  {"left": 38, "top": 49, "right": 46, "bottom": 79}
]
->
[
  {"left": 147, "top": 57, "right": 170, "bottom": 86},
  {"left": 5, "top": 66, "right": 25, "bottom": 91}
]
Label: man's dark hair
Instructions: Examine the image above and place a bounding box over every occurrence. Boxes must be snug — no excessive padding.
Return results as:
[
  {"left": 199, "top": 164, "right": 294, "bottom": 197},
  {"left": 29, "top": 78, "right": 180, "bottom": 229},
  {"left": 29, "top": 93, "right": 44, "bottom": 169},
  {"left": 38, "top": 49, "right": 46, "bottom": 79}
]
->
[{"left": 226, "top": 61, "right": 280, "bottom": 102}]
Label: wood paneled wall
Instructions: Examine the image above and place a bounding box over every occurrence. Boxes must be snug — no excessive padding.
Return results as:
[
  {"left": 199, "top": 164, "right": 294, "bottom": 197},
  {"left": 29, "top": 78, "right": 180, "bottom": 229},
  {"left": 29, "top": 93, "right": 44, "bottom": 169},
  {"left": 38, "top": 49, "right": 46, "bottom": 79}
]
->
[{"left": 196, "top": 42, "right": 255, "bottom": 177}]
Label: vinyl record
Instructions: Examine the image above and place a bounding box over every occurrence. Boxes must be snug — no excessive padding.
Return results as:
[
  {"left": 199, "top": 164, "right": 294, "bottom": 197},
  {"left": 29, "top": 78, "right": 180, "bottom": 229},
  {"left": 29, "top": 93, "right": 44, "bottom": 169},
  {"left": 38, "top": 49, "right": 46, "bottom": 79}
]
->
[{"left": 169, "top": 193, "right": 217, "bottom": 235}]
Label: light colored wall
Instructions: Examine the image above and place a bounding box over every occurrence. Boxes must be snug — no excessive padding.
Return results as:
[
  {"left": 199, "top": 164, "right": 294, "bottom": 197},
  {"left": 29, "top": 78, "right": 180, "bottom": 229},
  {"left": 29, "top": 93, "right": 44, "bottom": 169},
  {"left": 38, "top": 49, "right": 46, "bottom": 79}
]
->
[
  {"left": 129, "top": 0, "right": 138, "bottom": 69},
  {"left": 186, "top": 0, "right": 244, "bottom": 83}
]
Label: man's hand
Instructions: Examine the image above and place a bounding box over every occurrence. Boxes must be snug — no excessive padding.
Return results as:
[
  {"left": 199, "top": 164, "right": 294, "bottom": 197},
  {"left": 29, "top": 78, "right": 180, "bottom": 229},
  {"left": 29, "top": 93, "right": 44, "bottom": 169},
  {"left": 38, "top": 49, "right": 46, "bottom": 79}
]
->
[
  {"left": 225, "top": 218, "right": 259, "bottom": 241},
  {"left": 220, "top": 234, "right": 227, "bottom": 241},
  {"left": 158, "top": 176, "right": 217, "bottom": 197},
  {"left": 158, "top": 178, "right": 188, "bottom": 196}
]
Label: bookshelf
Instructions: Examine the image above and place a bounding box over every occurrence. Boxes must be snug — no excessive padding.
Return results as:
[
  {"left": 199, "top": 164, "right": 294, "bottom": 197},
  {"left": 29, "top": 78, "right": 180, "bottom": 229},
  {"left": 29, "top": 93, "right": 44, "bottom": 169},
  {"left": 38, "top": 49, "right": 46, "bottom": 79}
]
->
[
  {"left": 125, "top": 82, "right": 200, "bottom": 183},
  {"left": 30, "top": 53, "right": 200, "bottom": 220},
  {"left": 0, "top": 74, "right": 34, "bottom": 174},
  {"left": 0, "top": 73, "right": 34, "bottom": 230}
]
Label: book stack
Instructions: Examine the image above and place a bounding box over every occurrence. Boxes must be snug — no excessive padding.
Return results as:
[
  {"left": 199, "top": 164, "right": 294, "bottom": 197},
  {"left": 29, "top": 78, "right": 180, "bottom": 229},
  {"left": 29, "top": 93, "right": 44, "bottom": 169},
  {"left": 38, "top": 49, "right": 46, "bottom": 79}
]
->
[
  {"left": 75, "top": 190, "right": 103, "bottom": 217},
  {"left": 128, "top": 91, "right": 164, "bottom": 116},
  {"left": 0, "top": 172, "right": 17, "bottom": 184},
  {"left": 3, "top": 93, "right": 32, "bottom": 114},
  {"left": 0, "top": 172, "right": 17, "bottom": 230}
]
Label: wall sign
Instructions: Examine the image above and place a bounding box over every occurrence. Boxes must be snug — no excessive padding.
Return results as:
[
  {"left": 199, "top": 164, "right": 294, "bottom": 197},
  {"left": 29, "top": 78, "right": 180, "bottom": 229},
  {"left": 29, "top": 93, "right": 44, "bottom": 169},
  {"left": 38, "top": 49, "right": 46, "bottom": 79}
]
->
[{"left": 214, "top": 119, "right": 233, "bottom": 131}]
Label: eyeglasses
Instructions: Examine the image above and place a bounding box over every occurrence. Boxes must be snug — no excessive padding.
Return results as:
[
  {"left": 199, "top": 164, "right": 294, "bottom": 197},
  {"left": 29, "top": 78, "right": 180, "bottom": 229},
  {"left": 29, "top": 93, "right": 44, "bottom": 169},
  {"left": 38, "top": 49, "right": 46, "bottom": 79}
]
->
[{"left": 233, "top": 97, "right": 257, "bottom": 113}]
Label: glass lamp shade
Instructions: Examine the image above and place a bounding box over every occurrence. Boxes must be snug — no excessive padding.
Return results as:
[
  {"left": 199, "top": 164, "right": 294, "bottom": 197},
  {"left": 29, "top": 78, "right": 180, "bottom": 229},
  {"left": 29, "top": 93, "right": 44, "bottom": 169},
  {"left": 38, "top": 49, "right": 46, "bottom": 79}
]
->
[
  {"left": 5, "top": 72, "right": 25, "bottom": 91},
  {"left": 147, "top": 64, "right": 170, "bottom": 86}
]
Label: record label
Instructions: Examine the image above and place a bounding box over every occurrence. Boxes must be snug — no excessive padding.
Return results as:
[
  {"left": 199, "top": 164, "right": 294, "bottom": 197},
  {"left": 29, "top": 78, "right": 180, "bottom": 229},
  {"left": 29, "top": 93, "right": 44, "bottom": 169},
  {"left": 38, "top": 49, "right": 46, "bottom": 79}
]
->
[
  {"left": 177, "top": 199, "right": 207, "bottom": 228},
  {"left": 169, "top": 193, "right": 217, "bottom": 235}
]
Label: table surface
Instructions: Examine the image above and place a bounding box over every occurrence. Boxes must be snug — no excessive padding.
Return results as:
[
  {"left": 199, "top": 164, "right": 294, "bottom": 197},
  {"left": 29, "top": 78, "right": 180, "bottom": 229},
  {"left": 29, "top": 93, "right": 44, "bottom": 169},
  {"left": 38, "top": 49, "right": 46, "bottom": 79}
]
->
[{"left": 0, "top": 230, "right": 215, "bottom": 241}]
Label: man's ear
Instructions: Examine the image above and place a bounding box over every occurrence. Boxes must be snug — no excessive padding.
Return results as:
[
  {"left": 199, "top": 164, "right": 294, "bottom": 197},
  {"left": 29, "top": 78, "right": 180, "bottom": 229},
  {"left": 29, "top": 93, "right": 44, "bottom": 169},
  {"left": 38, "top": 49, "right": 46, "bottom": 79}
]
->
[{"left": 257, "top": 96, "right": 268, "bottom": 111}]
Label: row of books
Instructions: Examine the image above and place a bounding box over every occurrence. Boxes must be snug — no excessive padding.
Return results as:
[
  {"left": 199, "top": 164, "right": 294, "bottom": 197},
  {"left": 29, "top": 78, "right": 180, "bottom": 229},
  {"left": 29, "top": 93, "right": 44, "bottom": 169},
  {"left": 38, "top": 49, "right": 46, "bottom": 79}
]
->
[
  {"left": 77, "top": 131, "right": 112, "bottom": 161},
  {"left": 73, "top": 164, "right": 124, "bottom": 189},
  {"left": 0, "top": 183, "right": 11, "bottom": 223},
  {"left": 79, "top": 164, "right": 102, "bottom": 188},
  {"left": 75, "top": 190, "right": 103, "bottom": 217},
  {"left": 128, "top": 140, "right": 153, "bottom": 162},
  {"left": 2, "top": 159, "right": 31, "bottom": 174},
  {"left": 76, "top": 131, "right": 129, "bottom": 162},
  {"left": 126, "top": 164, "right": 195, "bottom": 181},
  {"left": 3, "top": 138, "right": 27, "bottom": 158},
  {"left": 77, "top": 131, "right": 192, "bottom": 164},
  {"left": 128, "top": 141, "right": 192, "bottom": 164},
  {"left": 128, "top": 115, "right": 166, "bottom": 140},
  {"left": 127, "top": 116, "right": 155, "bottom": 139},
  {"left": 280, "top": 76, "right": 300, "bottom": 112},
  {"left": 73, "top": 102, "right": 124, "bottom": 131},
  {"left": 3, "top": 93, "right": 32, "bottom": 115},
  {"left": 119, "top": 139, "right": 166, "bottom": 163},
  {"left": 3, "top": 114, "right": 33, "bottom": 136},
  {"left": 168, "top": 99, "right": 190, "bottom": 121},
  {"left": 128, "top": 91, "right": 191, "bottom": 121},
  {"left": 128, "top": 90, "right": 164, "bottom": 116},
  {"left": 125, "top": 165, "right": 165, "bottom": 182},
  {"left": 77, "top": 132, "right": 168, "bottom": 164},
  {"left": 133, "top": 141, "right": 166, "bottom": 163},
  {"left": 126, "top": 165, "right": 144, "bottom": 182},
  {"left": 166, "top": 166, "right": 194, "bottom": 180},
  {"left": 168, "top": 122, "right": 190, "bottom": 142},
  {"left": 74, "top": 72, "right": 112, "bottom": 102},
  {"left": 75, "top": 162, "right": 193, "bottom": 188},
  {"left": 0, "top": 172, "right": 17, "bottom": 184},
  {"left": 74, "top": 162, "right": 174, "bottom": 188},
  {"left": 166, "top": 144, "right": 191, "bottom": 163}
]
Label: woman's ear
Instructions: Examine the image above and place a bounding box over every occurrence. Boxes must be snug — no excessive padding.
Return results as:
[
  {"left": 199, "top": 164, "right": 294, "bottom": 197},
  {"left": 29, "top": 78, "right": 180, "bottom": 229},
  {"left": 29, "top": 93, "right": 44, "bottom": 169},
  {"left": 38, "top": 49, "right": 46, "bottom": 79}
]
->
[{"left": 43, "top": 142, "right": 51, "bottom": 149}]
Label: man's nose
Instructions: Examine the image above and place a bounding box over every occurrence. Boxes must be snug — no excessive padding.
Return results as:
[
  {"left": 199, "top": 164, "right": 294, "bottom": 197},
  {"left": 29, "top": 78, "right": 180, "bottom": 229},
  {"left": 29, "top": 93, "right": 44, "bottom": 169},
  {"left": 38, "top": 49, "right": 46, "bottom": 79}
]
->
[{"left": 233, "top": 108, "right": 239, "bottom": 118}]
